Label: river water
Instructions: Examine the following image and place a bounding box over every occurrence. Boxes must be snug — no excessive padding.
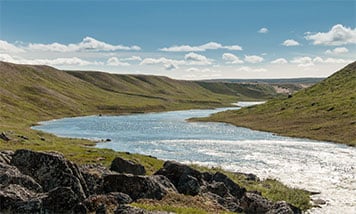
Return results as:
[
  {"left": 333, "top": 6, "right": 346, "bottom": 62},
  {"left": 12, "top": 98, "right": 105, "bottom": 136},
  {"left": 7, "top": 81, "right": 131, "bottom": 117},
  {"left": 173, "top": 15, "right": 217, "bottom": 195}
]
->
[{"left": 33, "top": 102, "right": 356, "bottom": 213}]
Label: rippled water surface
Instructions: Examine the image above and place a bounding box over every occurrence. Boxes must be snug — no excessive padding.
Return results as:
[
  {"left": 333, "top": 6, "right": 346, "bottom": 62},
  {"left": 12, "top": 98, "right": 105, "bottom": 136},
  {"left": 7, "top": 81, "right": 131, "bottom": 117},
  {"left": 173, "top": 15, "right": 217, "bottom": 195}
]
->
[{"left": 33, "top": 102, "right": 356, "bottom": 213}]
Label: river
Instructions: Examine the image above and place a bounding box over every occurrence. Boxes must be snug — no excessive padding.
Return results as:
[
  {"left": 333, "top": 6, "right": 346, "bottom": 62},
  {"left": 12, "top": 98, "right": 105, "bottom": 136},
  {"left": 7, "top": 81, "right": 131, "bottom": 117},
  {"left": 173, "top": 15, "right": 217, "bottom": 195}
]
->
[{"left": 33, "top": 102, "right": 356, "bottom": 213}]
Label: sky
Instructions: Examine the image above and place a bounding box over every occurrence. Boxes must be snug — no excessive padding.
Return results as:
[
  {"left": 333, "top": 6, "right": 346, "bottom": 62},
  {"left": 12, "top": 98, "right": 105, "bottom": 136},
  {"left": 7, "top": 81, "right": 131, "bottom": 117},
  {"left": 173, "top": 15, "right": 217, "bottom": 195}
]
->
[{"left": 0, "top": 0, "right": 355, "bottom": 80}]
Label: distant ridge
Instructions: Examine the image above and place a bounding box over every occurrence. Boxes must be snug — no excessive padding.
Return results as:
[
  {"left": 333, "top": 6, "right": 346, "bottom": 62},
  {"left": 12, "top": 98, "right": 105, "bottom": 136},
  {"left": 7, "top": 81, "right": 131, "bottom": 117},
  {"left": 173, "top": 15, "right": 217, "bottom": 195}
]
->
[
  {"left": 196, "top": 62, "right": 356, "bottom": 146},
  {"left": 200, "top": 78, "right": 323, "bottom": 84}
]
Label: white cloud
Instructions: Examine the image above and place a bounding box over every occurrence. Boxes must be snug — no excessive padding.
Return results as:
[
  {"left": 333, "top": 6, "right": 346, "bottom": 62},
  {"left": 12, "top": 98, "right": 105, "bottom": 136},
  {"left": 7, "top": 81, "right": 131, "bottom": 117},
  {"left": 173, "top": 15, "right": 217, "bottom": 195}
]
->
[
  {"left": 236, "top": 66, "right": 267, "bottom": 72},
  {"left": 282, "top": 39, "right": 300, "bottom": 46},
  {"left": 313, "top": 57, "right": 324, "bottom": 63},
  {"left": 0, "top": 53, "right": 16, "bottom": 62},
  {"left": 0, "top": 53, "right": 100, "bottom": 66},
  {"left": 31, "top": 57, "right": 97, "bottom": 66},
  {"left": 164, "top": 63, "right": 178, "bottom": 70},
  {"left": 222, "top": 53, "right": 243, "bottom": 64},
  {"left": 121, "top": 56, "right": 142, "bottom": 61},
  {"left": 160, "top": 42, "right": 242, "bottom": 52},
  {"left": 291, "top": 57, "right": 314, "bottom": 67},
  {"left": 291, "top": 56, "right": 351, "bottom": 67},
  {"left": 107, "top": 57, "right": 130, "bottom": 66},
  {"left": 28, "top": 36, "right": 141, "bottom": 52},
  {"left": 186, "top": 67, "right": 200, "bottom": 72},
  {"left": 258, "top": 27, "right": 269, "bottom": 33},
  {"left": 323, "top": 58, "right": 350, "bottom": 64},
  {"left": 244, "top": 55, "right": 264, "bottom": 63},
  {"left": 184, "top": 52, "right": 212, "bottom": 65},
  {"left": 140, "top": 57, "right": 185, "bottom": 70},
  {"left": 270, "top": 58, "right": 288, "bottom": 64},
  {"left": 325, "top": 47, "right": 349, "bottom": 54},
  {"left": 305, "top": 24, "right": 356, "bottom": 46},
  {"left": 0, "top": 40, "right": 25, "bottom": 53}
]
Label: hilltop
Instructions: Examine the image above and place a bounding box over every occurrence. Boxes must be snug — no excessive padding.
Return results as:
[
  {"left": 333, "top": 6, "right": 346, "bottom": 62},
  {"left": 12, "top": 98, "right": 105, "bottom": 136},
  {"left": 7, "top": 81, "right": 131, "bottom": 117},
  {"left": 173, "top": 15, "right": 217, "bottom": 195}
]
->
[{"left": 194, "top": 62, "right": 356, "bottom": 146}]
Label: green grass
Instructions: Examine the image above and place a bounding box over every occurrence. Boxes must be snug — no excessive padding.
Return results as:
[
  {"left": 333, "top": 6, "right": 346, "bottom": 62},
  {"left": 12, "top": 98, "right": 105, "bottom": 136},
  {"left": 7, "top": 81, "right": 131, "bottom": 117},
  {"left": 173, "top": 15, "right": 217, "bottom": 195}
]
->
[
  {"left": 191, "top": 165, "right": 311, "bottom": 210},
  {"left": 193, "top": 62, "right": 356, "bottom": 146},
  {"left": 0, "top": 61, "right": 311, "bottom": 212}
]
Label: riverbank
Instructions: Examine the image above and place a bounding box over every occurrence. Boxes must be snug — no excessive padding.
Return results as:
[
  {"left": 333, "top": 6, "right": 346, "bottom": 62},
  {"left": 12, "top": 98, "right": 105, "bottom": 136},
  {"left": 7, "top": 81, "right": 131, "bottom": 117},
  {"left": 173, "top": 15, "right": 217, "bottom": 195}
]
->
[
  {"left": 0, "top": 108, "right": 312, "bottom": 213},
  {"left": 0, "top": 61, "right": 312, "bottom": 212},
  {"left": 191, "top": 62, "right": 356, "bottom": 146},
  {"left": 0, "top": 149, "right": 307, "bottom": 213}
]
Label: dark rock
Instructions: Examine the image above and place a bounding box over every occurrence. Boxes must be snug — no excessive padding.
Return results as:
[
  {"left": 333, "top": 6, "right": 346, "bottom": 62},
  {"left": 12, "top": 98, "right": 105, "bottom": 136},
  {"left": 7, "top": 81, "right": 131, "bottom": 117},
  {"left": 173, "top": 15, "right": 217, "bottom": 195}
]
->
[
  {"left": 115, "top": 205, "right": 148, "bottom": 214},
  {"left": 109, "top": 192, "right": 132, "bottom": 204},
  {"left": 203, "top": 192, "right": 242, "bottom": 213},
  {"left": 96, "top": 204, "right": 107, "bottom": 214},
  {"left": 234, "top": 172, "right": 260, "bottom": 181},
  {"left": 0, "top": 150, "right": 13, "bottom": 164},
  {"left": 40, "top": 137, "right": 46, "bottom": 141},
  {"left": 0, "top": 162, "right": 42, "bottom": 192},
  {"left": 240, "top": 192, "right": 273, "bottom": 214},
  {"left": 11, "top": 149, "right": 88, "bottom": 200},
  {"left": 110, "top": 157, "right": 146, "bottom": 175},
  {"left": 205, "top": 181, "right": 229, "bottom": 198},
  {"left": 201, "top": 171, "right": 213, "bottom": 182},
  {"left": 0, "top": 184, "right": 42, "bottom": 212},
  {"left": 114, "top": 205, "right": 171, "bottom": 214},
  {"left": 80, "top": 164, "right": 112, "bottom": 195},
  {"left": 212, "top": 172, "right": 246, "bottom": 199},
  {"left": 42, "top": 187, "right": 80, "bottom": 212},
  {"left": 312, "top": 198, "right": 326, "bottom": 205},
  {"left": 83, "top": 194, "right": 115, "bottom": 212},
  {"left": 18, "top": 135, "right": 29, "bottom": 140},
  {"left": 103, "top": 174, "right": 176, "bottom": 200},
  {"left": 155, "top": 161, "right": 203, "bottom": 195},
  {"left": 0, "top": 132, "right": 10, "bottom": 141},
  {"left": 266, "top": 201, "right": 301, "bottom": 214},
  {"left": 105, "top": 138, "right": 111, "bottom": 142},
  {"left": 177, "top": 174, "right": 201, "bottom": 195},
  {"left": 73, "top": 203, "right": 88, "bottom": 214}
]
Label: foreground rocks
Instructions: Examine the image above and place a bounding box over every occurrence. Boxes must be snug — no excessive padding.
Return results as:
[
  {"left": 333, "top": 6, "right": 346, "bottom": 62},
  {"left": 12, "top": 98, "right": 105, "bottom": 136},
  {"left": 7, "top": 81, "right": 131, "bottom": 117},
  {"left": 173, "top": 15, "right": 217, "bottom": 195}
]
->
[{"left": 0, "top": 149, "right": 301, "bottom": 213}]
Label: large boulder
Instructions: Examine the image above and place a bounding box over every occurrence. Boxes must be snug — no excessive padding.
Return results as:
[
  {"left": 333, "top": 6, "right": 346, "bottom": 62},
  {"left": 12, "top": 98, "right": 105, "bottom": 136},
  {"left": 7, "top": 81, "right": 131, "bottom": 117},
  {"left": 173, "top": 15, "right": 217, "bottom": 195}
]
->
[
  {"left": 42, "top": 187, "right": 80, "bottom": 213},
  {"left": 110, "top": 157, "right": 146, "bottom": 175},
  {"left": 10, "top": 149, "right": 88, "bottom": 200},
  {"left": 266, "top": 201, "right": 301, "bottom": 214},
  {"left": 211, "top": 172, "right": 246, "bottom": 199},
  {"left": 80, "top": 164, "right": 112, "bottom": 195},
  {"left": 154, "top": 161, "right": 203, "bottom": 196},
  {"left": 103, "top": 173, "right": 176, "bottom": 200},
  {"left": 82, "top": 192, "right": 132, "bottom": 212},
  {"left": 240, "top": 192, "right": 273, "bottom": 214},
  {"left": 0, "top": 184, "right": 43, "bottom": 213},
  {"left": 0, "top": 162, "right": 42, "bottom": 192}
]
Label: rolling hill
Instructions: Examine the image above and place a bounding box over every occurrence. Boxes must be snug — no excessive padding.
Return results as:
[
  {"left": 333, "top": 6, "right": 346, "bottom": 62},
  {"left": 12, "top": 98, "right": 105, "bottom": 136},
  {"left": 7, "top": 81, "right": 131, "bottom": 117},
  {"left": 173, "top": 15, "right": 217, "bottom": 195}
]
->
[
  {"left": 194, "top": 62, "right": 356, "bottom": 146},
  {"left": 0, "top": 61, "right": 240, "bottom": 129}
]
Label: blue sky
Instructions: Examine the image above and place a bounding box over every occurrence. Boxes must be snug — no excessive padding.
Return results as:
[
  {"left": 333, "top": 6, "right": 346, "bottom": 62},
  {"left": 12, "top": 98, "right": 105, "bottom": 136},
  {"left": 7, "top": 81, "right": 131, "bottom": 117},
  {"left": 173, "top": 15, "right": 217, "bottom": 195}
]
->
[{"left": 0, "top": 0, "right": 355, "bottom": 79}]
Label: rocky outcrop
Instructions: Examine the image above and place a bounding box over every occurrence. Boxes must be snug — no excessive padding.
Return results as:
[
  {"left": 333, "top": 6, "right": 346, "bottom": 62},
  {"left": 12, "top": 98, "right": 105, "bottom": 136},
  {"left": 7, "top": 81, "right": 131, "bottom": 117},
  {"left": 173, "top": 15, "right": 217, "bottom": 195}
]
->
[
  {"left": 0, "top": 149, "right": 302, "bottom": 213},
  {"left": 110, "top": 157, "right": 146, "bottom": 175},
  {"left": 155, "top": 161, "right": 204, "bottom": 196},
  {"left": 11, "top": 149, "right": 88, "bottom": 200},
  {"left": 103, "top": 173, "right": 177, "bottom": 200}
]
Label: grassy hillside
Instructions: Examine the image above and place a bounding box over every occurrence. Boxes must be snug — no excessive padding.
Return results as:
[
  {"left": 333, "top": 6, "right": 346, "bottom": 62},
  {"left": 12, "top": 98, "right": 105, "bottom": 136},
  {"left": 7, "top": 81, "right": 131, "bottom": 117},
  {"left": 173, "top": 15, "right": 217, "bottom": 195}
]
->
[
  {"left": 196, "top": 81, "right": 281, "bottom": 100},
  {"left": 0, "top": 61, "right": 239, "bottom": 128},
  {"left": 0, "top": 61, "right": 312, "bottom": 211},
  {"left": 194, "top": 62, "right": 356, "bottom": 146}
]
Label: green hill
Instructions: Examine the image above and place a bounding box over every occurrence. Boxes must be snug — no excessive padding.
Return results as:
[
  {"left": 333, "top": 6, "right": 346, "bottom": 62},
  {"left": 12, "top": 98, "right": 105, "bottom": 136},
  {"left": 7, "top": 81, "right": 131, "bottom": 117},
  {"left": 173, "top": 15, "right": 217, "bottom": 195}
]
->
[
  {"left": 0, "top": 61, "right": 239, "bottom": 129},
  {"left": 195, "top": 62, "right": 356, "bottom": 146}
]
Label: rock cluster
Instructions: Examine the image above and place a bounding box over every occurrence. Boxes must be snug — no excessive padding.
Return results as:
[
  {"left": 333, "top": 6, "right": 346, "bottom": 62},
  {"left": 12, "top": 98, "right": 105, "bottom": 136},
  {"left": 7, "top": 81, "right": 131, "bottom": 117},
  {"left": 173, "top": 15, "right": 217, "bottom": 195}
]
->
[{"left": 0, "top": 150, "right": 301, "bottom": 213}]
